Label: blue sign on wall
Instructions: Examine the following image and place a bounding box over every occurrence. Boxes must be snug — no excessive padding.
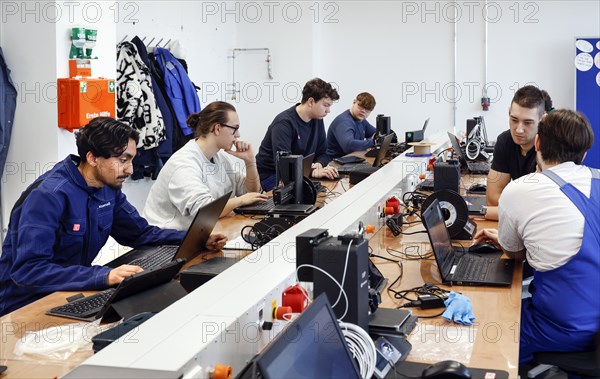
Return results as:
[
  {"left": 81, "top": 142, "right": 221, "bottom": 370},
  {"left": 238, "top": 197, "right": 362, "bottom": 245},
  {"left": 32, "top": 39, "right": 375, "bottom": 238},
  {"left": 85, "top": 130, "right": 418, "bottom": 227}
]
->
[{"left": 575, "top": 38, "right": 600, "bottom": 169}]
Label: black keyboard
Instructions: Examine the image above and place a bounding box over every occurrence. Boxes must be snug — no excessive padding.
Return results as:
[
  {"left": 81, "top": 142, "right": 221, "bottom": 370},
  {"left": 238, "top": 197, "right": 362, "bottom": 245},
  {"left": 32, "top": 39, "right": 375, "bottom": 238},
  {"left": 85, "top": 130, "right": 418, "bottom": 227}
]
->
[
  {"left": 234, "top": 198, "right": 276, "bottom": 215},
  {"left": 466, "top": 161, "right": 491, "bottom": 174},
  {"left": 365, "top": 147, "right": 380, "bottom": 158},
  {"left": 49, "top": 289, "right": 115, "bottom": 319},
  {"left": 337, "top": 163, "right": 373, "bottom": 175},
  {"left": 455, "top": 256, "right": 491, "bottom": 281},
  {"left": 129, "top": 245, "right": 178, "bottom": 270}
]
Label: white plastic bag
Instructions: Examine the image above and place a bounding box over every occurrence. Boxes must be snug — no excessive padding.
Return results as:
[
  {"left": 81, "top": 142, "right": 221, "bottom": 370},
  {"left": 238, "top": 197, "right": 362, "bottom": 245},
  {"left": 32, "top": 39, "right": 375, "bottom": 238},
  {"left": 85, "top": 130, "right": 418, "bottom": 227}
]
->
[{"left": 13, "top": 320, "right": 113, "bottom": 360}]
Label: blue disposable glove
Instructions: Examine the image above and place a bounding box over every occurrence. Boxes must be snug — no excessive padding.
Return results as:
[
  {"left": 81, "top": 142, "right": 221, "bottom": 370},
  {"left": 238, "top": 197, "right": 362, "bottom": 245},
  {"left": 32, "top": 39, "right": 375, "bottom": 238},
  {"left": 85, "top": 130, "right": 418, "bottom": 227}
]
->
[{"left": 441, "top": 292, "right": 475, "bottom": 325}]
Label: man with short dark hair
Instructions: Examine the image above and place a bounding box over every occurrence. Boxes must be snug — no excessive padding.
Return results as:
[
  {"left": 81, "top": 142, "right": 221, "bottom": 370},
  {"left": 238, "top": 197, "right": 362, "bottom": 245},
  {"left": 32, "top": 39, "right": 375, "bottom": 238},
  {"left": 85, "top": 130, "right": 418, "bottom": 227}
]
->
[
  {"left": 474, "top": 109, "right": 598, "bottom": 364},
  {"left": 0, "top": 117, "right": 226, "bottom": 316},
  {"left": 485, "top": 86, "right": 554, "bottom": 220},
  {"left": 256, "top": 78, "right": 340, "bottom": 191},
  {"left": 326, "top": 92, "right": 377, "bottom": 159}
]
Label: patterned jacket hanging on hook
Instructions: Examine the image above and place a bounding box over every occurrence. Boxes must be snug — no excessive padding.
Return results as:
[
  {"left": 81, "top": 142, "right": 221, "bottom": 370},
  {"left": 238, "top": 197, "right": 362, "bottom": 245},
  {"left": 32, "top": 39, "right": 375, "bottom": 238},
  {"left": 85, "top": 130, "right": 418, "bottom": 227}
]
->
[{"left": 116, "top": 41, "right": 166, "bottom": 149}]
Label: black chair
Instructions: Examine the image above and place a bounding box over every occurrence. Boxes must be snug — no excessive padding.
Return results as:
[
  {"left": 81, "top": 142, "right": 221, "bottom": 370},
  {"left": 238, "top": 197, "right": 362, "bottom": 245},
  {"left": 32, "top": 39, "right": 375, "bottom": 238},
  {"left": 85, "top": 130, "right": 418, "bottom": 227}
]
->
[{"left": 528, "top": 350, "right": 600, "bottom": 379}]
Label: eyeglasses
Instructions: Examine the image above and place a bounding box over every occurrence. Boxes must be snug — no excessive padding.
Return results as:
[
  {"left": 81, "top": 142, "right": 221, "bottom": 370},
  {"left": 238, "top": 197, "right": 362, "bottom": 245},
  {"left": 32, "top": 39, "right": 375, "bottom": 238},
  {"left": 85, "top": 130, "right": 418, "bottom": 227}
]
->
[{"left": 220, "top": 123, "right": 240, "bottom": 135}]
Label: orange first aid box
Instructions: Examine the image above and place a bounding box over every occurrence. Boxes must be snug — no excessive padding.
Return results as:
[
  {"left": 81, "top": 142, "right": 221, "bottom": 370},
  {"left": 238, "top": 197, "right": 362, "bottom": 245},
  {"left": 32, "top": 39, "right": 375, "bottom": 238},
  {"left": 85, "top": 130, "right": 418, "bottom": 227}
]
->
[{"left": 57, "top": 78, "right": 116, "bottom": 132}]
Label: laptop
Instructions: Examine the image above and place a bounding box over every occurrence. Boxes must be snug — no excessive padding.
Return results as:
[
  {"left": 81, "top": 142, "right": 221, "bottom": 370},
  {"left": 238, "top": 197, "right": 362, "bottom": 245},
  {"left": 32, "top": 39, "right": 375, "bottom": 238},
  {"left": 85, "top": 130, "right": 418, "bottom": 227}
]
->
[
  {"left": 302, "top": 153, "right": 326, "bottom": 192},
  {"left": 422, "top": 199, "right": 514, "bottom": 286},
  {"left": 234, "top": 197, "right": 275, "bottom": 215},
  {"left": 255, "top": 294, "right": 360, "bottom": 379},
  {"left": 421, "top": 117, "right": 430, "bottom": 133},
  {"left": 447, "top": 132, "right": 491, "bottom": 174},
  {"left": 337, "top": 133, "right": 394, "bottom": 175},
  {"left": 47, "top": 259, "right": 186, "bottom": 321},
  {"left": 106, "top": 191, "right": 232, "bottom": 270}
]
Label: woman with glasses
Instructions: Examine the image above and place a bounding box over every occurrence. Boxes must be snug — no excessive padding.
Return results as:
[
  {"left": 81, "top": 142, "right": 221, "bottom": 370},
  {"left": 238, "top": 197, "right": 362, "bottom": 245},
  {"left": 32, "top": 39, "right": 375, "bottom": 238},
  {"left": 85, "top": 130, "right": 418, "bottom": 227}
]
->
[{"left": 143, "top": 101, "right": 267, "bottom": 230}]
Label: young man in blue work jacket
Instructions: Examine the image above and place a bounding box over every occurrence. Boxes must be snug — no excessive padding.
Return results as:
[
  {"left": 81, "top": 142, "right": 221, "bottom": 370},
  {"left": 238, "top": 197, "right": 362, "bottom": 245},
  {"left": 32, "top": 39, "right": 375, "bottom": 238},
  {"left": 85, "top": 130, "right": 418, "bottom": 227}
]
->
[
  {"left": 326, "top": 92, "right": 377, "bottom": 159},
  {"left": 256, "top": 78, "right": 340, "bottom": 191},
  {"left": 0, "top": 117, "right": 227, "bottom": 316},
  {"left": 474, "top": 109, "right": 598, "bottom": 365}
]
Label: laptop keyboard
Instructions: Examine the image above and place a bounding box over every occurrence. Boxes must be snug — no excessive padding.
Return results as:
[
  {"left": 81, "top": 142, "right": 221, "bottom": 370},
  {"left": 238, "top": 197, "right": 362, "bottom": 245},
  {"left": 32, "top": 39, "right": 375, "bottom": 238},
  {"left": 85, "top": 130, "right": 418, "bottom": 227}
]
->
[
  {"left": 129, "top": 245, "right": 178, "bottom": 270},
  {"left": 467, "top": 161, "right": 491, "bottom": 173},
  {"left": 455, "top": 256, "right": 491, "bottom": 281},
  {"left": 234, "top": 198, "right": 276, "bottom": 215},
  {"left": 338, "top": 163, "right": 373, "bottom": 174},
  {"left": 49, "top": 288, "right": 115, "bottom": 319},
  {"left": 251, "top": 198, "right": 275, "bottom": 210}
]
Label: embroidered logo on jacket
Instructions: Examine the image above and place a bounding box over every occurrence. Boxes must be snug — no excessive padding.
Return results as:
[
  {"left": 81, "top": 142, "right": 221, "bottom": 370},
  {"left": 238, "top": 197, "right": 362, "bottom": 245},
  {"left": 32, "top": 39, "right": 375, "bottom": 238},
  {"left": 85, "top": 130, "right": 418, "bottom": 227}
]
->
[
  {"left": 98, "top": 202, "right": 111, "bottom": 209},
  {"left": 73, "top": 224, "right": 81, "bottom": 232}
]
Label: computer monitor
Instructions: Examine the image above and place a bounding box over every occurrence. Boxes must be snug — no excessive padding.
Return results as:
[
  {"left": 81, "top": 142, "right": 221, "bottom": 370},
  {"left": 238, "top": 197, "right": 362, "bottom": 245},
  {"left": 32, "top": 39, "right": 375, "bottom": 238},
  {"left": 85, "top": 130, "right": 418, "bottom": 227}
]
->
[
  {"left": 276, "top": 153, "right": 303, "bottom": 204},
  {"left": 256, "top": 294, "right": 361, "bottom": 379}
]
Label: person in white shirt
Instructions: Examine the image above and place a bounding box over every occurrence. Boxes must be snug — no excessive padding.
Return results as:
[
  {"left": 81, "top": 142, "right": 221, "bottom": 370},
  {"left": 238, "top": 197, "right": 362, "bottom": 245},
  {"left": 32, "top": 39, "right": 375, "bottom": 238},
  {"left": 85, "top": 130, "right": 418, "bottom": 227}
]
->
[
  {"left": 474, "top": 109, "right": 598, "bottom": 365},
  {"left": 143, "top": 101, "right": 267, "bottom": 230}
]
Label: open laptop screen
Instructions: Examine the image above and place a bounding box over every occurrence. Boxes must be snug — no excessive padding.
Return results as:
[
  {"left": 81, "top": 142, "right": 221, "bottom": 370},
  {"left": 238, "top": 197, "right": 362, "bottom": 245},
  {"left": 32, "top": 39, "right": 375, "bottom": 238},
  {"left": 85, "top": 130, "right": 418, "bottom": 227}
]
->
[
  {"left": 373, "top": 133, "right": 394, "bottom": 167},
  {"left": 302, "top": 153, "right": 315, "bottom": 177},
  {"left": 175, "top": 191, "right": 232, "bottom": 261},
  {"left": 422, "top": 199, "right": 455, "bottom": 278},
  {"left": 447, "top": 132, "right": 467, "bottom": 164},
  {"left": 256, "top": 294, "right": 360, "bottom": 379}
]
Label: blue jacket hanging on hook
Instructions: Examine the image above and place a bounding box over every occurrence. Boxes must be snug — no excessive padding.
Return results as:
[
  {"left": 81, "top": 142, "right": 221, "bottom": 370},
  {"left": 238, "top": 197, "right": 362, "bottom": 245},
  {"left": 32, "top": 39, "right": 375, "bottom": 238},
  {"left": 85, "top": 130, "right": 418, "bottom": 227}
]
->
[{"left": 153, "top": 48, "right": 200, "bottom": 137}]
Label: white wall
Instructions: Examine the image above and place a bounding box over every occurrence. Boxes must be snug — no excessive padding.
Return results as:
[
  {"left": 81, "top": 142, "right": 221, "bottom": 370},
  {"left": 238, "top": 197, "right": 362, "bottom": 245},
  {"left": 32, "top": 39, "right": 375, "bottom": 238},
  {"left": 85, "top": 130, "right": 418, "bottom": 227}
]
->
[
  {"left": 0, "top": 1, "right": 117, "bottom": 234},
  {"left": 231, "top": 0, "right": 600, "bottom": 149},
  {"left": 1, "top": 1, "right": 599, "bottom": 238},
  {"left": 116, "top": 1, "right": 236, "bottom": 211}
]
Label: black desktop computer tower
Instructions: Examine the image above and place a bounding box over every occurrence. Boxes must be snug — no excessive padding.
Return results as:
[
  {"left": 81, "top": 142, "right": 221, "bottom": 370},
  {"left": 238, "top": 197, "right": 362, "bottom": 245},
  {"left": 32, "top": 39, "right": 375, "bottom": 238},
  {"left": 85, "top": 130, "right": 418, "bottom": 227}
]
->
[
  {"left": 434, "top": 161, "right": 460, "bottom": 193},
  {"left": 296, "top": 229, "right": 330, "bottom": 282},
  {"left": 313, "top": 237, "right": 369, "bottom": 331}
]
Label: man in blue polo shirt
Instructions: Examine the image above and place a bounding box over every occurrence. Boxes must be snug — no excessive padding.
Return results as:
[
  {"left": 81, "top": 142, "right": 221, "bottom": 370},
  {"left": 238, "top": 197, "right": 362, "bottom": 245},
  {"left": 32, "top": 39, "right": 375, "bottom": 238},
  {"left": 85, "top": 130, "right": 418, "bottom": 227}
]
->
[
  {"left": 326, "top": 92, "right": 377, "bottom": 159},
  {"left": 256, "top": 78, "right": 340, "bottom": 191},
  {"left": 0, "top": 117, "right": 226, "bottom": 316}
]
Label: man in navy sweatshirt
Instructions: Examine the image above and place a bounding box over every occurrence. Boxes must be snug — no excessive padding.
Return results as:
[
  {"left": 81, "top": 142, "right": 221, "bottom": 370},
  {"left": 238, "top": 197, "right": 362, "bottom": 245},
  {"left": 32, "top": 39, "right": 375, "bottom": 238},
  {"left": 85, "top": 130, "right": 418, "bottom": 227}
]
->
[
  {"left": 0, "top": 117, "right": 226, "bottom": 316},
  {"left": 326, "top": 92, "right": 377, "bottom": 159},
  {"left": 256, "top": 78, "right": 340, "bottom": 191}
]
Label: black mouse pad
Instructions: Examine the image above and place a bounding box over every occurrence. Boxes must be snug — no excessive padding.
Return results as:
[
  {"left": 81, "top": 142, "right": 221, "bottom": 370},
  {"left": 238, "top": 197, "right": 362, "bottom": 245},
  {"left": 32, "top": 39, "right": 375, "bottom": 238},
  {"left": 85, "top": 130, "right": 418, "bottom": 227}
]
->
[{"left": 387, "top": 361, "right": 509, "bottom": 379}]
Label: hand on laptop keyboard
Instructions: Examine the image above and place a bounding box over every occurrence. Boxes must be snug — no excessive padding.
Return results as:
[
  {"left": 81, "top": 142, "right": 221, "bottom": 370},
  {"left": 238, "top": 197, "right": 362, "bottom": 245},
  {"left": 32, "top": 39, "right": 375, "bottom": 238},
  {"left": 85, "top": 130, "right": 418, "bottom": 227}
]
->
[
  {"left": 107, "top": 264, "right": 144, "bottom": 286},
  {"left": 239, "top": 192, "right": 270, "bottom": 206}
]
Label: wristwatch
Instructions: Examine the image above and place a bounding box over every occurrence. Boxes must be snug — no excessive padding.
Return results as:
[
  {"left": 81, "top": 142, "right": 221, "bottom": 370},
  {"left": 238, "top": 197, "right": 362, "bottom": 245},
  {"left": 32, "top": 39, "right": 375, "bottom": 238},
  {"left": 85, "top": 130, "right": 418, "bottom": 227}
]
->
[{"left": 481, "top": 205, "right": 488, "bottom": 216}]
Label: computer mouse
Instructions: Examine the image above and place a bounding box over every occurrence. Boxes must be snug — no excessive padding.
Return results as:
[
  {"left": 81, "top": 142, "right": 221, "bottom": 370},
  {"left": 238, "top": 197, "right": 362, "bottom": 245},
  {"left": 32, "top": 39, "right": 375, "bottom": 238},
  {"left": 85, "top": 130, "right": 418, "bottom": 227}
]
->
[
  {"left": 468, "top": 183, "right": 487, "bottom": 193},
  {"left": 469, "top": 243, "right": 500, "bottom": 254},
  {"left": 422, "top": 360, "right": 472, "bottom": 379}
]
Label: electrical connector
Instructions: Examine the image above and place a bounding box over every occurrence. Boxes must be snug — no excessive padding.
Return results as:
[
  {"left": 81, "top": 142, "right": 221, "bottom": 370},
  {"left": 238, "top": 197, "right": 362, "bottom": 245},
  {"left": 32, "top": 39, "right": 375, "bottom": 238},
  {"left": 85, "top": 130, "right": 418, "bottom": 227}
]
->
[
  {"left": 403, "top": 294, "right": 446, "bottom": 309},
  {"left": 417, "top": 294, "right": 446, "bottom": 309}
]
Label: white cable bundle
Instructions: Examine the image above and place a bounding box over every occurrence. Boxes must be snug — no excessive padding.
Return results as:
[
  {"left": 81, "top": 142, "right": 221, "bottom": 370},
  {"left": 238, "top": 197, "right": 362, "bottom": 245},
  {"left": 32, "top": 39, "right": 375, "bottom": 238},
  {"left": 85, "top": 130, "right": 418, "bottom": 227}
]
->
[{"left": 339, "top": 321, "right": 376, "bottom": 379}]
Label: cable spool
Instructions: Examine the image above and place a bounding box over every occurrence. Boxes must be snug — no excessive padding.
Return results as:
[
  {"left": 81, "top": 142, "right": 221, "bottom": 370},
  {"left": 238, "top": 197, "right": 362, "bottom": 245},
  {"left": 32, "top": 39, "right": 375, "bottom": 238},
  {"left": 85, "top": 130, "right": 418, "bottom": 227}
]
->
[
  {"left": 465, "top": 137, "right": 485, "bottom": 161},
  {"left": 421, "top": 190, "right": 477, "bottom": 240}
]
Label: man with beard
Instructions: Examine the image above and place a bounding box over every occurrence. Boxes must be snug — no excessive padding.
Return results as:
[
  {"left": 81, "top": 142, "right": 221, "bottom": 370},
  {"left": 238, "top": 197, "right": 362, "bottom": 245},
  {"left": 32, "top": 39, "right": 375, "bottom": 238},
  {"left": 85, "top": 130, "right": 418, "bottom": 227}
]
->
[{"left": 0, "top": 117, "right": 226, "bottom": 316}]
